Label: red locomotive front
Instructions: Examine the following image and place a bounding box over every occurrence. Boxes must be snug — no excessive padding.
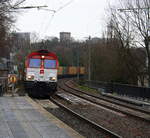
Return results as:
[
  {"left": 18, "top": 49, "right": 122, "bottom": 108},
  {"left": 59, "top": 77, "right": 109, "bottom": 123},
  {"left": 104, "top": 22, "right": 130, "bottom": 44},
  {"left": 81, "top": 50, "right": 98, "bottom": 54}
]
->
[{"left": 24, "top": 50, "right": 59, "bottom": 97}]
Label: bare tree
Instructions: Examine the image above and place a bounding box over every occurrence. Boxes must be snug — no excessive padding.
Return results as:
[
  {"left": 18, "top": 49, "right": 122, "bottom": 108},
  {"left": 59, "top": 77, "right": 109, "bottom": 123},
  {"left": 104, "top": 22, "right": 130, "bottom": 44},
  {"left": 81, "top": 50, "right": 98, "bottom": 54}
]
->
[
  {"left": 0, "top": 0, "right": 26, "bottom": 57},
  {"left": 107, "top": 0, "right": 149, "bottom": 86},
  {"left": 126, "top": 0, "right": 150, "bottom": 86}
]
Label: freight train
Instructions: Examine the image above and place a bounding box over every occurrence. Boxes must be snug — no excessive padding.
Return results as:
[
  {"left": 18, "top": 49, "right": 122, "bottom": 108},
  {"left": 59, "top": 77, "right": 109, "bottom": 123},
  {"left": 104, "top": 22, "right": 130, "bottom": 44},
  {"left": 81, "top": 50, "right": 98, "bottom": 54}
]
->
[
  {"left": 24, "top": 50, "right": 85, "bottom": 97},
  {"left": 58, "top": 66, "right": 85, "bottom": 78}
]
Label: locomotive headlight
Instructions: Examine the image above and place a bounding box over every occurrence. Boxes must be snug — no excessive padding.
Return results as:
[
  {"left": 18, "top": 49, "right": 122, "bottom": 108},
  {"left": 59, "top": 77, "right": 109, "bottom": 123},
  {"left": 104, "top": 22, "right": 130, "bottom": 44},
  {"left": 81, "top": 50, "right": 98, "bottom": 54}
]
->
[
  {"left": 41, "top": 55, "right": 45, "bottom": 59},
  {"left": 27, "top": 75, "right": 34, "bottom": 80},
  {"left": 50, "top": 77, "right": 56, "bottom": 81}
]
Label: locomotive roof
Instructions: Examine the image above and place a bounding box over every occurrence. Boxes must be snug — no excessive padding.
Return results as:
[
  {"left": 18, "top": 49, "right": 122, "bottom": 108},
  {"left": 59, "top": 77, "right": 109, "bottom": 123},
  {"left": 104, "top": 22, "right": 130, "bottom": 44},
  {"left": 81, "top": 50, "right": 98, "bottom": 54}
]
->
[
  {"left": 27, "top": 50, "right": 58, "bottom": 59},
  {"left": 37, "top": 50, "right": 49, "bottom": 53}
]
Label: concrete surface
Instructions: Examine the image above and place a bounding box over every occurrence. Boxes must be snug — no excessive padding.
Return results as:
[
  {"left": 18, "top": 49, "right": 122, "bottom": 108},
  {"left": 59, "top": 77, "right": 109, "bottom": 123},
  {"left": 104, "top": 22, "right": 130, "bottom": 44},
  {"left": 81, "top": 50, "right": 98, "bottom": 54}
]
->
[{"left": 0, "top": 96, "right": 84, "bottom": 138}]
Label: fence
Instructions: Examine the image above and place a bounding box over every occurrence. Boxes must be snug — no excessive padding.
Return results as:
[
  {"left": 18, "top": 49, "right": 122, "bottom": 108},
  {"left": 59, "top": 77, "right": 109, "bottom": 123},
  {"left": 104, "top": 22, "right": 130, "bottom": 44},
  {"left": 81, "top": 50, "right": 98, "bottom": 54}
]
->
[{"left": 85, "top": 80, "right": 150, "bottom": 99}]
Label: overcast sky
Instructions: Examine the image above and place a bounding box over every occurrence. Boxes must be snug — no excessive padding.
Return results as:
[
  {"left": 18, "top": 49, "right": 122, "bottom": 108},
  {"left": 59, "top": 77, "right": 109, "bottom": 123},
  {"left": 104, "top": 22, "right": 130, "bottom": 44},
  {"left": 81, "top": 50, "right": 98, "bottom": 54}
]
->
[{"left": 15, "top": 0, "right": 116, "bottom": 40}]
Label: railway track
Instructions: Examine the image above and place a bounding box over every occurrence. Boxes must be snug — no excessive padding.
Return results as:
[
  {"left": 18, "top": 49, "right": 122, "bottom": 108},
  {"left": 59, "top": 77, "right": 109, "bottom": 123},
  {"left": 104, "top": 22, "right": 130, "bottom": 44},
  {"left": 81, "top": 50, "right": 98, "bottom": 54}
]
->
[
  {"left": 69, "top": 80, "right": 150, "bottom": 106},
  {"left": 54, "top": 79, "right": 150, "bottom": 137},
  {"left": 68, "top": 80, "right": 150, "bottom": 107},
  {"left": 35, "top": 98, "right": 122, "bottom": 138},
  {"left": 34, "top": 79, "right": 150, "bottom": 138},
  {"left": 58, "top": 79, "right": 150, "bottom": 122},
  {"left": 50, "top": 97, "right": 122, "bottom": 138}
]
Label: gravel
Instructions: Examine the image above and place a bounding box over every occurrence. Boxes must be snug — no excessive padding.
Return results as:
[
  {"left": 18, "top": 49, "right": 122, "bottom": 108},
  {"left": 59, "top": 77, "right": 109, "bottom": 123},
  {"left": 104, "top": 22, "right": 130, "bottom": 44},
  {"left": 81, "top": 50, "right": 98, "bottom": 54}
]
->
[
  {"left": 53, "top": 93, "right": 150, "bottom": 138},
  {"left": 46, "top": 107, "right": 109, "bottom": 138}
]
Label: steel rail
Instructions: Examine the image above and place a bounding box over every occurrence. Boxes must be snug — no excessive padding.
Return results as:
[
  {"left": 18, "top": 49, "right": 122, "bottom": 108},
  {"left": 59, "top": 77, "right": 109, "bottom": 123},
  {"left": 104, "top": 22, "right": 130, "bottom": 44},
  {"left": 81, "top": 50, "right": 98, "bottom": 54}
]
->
[
  {"left": 58, "top": 80, "right": 150, "bottom": 122},
  {"left": 50, "top": 97, "right": 122, "bottom": 138},
  {"left": 65, "top": 80, "right": 150, "bottom": 115}
]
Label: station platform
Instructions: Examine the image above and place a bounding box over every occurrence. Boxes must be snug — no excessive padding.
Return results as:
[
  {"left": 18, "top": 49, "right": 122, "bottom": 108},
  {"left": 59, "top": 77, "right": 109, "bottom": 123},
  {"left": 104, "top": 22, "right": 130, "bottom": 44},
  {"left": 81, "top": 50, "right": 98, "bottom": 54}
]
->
[{"left": 0, "top": 96, "right": 84, "bottom": 138}]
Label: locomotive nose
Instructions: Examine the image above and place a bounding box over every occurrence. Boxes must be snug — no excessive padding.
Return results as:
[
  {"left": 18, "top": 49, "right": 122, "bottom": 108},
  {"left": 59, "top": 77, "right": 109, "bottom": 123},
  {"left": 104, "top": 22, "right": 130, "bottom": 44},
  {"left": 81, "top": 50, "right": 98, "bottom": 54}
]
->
[{"left": 40, "top": 69, "right": 44, "bottom": 74}]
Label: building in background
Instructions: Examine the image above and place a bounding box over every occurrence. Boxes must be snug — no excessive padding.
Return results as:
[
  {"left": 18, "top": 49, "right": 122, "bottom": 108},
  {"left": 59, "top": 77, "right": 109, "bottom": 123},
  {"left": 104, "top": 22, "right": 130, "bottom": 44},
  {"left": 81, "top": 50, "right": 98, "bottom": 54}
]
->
[
  {"left": 60, "top": 32, "right": 71, "bottom": 42},
  {"left": 91, "top": 37, "right": 101, "bottom": 44}
]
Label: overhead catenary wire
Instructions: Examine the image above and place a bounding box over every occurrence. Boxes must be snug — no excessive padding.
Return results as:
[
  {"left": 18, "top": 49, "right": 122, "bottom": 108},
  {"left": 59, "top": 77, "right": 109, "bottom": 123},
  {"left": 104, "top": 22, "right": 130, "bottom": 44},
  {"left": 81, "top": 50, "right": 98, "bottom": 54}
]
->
[
  {"left": 42, "top": 0, "right": 74, "bottom": 37},
  {"left": 41, "top": 12, "right": 56, "bottom": 37},
  {"left": 56, "top": 0, "right": 74, "bottom": 12},
  {"left": 6, "top": 0, "right": 74, "bottom": 39}
]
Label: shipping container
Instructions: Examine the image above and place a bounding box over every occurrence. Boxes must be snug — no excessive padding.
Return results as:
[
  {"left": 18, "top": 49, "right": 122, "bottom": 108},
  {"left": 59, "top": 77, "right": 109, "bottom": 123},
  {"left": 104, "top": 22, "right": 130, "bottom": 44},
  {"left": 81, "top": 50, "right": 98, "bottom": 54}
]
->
[
  {"left": 68, "top": 66, "right": 77, "bottom": 75},
  {"left": 79, "top": 67, "right": 85, "bottom": 75}
]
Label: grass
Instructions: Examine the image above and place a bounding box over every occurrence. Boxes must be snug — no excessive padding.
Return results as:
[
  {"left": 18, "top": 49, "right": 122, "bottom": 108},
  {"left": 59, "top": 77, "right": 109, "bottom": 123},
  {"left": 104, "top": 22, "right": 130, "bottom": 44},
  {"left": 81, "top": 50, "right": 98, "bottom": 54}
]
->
[{"left": 76, "top": 84, "right": 101, "bottom": 95}]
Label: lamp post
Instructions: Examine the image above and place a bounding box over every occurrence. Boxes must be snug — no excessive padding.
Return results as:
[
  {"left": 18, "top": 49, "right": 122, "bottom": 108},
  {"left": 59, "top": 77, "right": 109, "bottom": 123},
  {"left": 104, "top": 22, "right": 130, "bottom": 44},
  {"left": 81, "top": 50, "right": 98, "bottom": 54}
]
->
[
  {"left": 77, "top": 45, "right": 80, "bottom": 81},
  {"left": 88, "top": 36, "right": 91, "bottom": 81}
]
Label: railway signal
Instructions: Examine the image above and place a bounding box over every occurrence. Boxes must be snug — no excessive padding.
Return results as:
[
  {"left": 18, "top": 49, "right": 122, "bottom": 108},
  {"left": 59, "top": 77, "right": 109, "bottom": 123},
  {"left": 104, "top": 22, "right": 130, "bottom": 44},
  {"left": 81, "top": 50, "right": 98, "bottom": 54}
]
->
[
  {"left": 8, "top": 74, "right": 17, "bottom": 84},
  {"left": 8, "top": 74, "right": 17, "bottom": 96}
]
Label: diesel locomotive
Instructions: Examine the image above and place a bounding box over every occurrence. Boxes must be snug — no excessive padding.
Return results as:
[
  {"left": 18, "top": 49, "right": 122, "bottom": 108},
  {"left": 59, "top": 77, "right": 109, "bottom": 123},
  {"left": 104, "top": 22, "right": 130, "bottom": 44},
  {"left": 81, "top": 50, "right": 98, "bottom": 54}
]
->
[{"left": 24, "top": 50, "right": 59, "bottom": 97}]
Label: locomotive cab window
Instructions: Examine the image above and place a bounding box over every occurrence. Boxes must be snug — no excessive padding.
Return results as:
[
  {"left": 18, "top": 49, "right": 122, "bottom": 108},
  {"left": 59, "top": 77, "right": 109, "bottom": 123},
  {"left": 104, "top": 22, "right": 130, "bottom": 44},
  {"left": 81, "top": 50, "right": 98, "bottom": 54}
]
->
[
  {"left": 29, "top": 59, "right": 41, "bottom": 68},
  {"left": 44, "top": 59, "right": 56, "bottom": 69}
]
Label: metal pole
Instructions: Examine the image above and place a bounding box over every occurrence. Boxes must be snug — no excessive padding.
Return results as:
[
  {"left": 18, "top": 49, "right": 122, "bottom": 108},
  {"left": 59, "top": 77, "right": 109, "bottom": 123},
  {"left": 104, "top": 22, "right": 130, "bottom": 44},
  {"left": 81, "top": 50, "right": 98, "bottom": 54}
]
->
[
  {"left": 12, "top": 83, "right": 15, "bottom": 97},
  {"left": 147, "top": 7, "right": 150, "bottom": 87},
  {"left": 88, "top": 36, "right": 91, "bottom": 81},
  {"left": 127, "top": 15, "right": 129, "bottom": 47},
  {"left": 77, "top": 46, "right": 80, "bottom": 80}
]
